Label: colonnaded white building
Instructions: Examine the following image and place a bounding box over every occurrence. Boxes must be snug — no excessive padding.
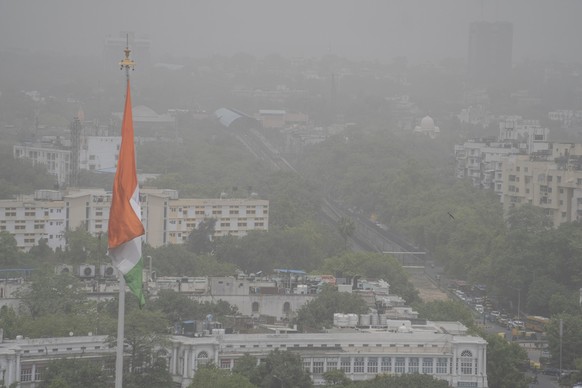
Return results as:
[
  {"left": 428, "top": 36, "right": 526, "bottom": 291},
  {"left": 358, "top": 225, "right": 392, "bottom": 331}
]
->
[{"left": 0, "top": 321, "right": 488, "bottom": 387}]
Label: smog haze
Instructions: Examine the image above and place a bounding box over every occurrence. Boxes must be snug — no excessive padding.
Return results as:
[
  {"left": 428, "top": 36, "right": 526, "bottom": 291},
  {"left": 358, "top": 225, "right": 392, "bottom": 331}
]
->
[{"left": 1, "top": 0, "right": 581, "bottom": 63}]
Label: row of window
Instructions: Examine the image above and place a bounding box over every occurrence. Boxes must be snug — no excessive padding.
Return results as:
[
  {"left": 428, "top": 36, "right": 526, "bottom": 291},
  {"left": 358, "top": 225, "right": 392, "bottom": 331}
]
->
[{"left": 216, "top": 355, "right": 475, "bottom": 375}]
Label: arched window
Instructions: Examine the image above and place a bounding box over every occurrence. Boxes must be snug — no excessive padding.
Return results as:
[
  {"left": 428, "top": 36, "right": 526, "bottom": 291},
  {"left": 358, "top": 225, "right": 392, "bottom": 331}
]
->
[
  {"left": 196, "top": 351, "right": 209, "bottom": 368},
  {"left": 283, "top": 302, "right": 291, "bottom": 314},
  {"left": 252, "top": 302, "right": 260, "bottom": 313},
  {"left": 460, "top": 350, "right": 474, "bottom": 375}
]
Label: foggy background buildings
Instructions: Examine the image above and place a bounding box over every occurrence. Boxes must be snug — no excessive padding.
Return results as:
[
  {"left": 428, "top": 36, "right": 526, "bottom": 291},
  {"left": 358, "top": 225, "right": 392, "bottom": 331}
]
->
[{"left": 1, "top": 0, "right": 581, "bottom": 64}]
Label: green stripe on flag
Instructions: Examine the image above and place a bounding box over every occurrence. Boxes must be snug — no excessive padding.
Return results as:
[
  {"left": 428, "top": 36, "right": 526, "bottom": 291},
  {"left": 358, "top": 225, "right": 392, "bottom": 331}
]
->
[{"left": 124, "top": 257, "right": 145, "bottom": 308}]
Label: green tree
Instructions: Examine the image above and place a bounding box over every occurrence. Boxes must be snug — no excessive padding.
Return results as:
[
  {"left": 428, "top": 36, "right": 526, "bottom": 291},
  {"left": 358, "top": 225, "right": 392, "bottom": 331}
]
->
[
  {"left": 59, "top": 228, "right": 105, "bottom": 265},
  {"left": 414, "top": 300, "right": 475, "bottom": 328},
  {"left": 189, "top": 364, "right": 256, "bottom": 388},
  {"left": 0, "top": 231, "right": 22, "bottom": 268},
  {"left": 124, "top": 357, "right": 174, "bottom": 388},
  {"left": 484, "top": 333, "right": 529, "bottom": 388},
  {"left": 28, "top": 237, "right": 55, "bottom": 261},
  {"left": 187, "top": 219, "right": 217, "bottom": 254},
  {"left": 347, "top": 373, "right": 449, "bottom": 387},
  {"left": 119, "top": 309, "right": 169, "bottom": 374},
  {"left": 232, "top": 354, "right": 261, "bottom": 385},
  {"left": 0, "top": 146, "right": 56, "bottom": 199},
  {"left": 322, "top": 369, "right": 350, "bottom": 386},
  {"left": 321, "top": 251, "right": 419, "bottom": 304},
  {"left": 17, "top": 269, "right": 88, "bottom": 319},
  {"left": 39, "top": 358, "right": 110, "bottom": 388},
  {"left": 254, "top": 349, "right": 313, "bottom": 388},
  {"left": 0, "top": 306, "right": 20, "bottom": 339},
  {"left": 294, "top": 284, "right": 368, "bottom": 332},
  {"left": 546, "top": 314, "right": 582, "bottom": 369}
]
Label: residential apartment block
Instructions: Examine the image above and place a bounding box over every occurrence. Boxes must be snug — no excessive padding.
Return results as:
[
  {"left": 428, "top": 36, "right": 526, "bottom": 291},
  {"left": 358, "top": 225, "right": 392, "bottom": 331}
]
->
[
  {"left": 455, "top": 117, "right": 550, "bottom": 198},
  {"left": 502, "top": 143, "right": 582, "bottom": 225},
  {"left": 452, "top": 118, "right": 582, "bottom": 226},
  {"left": 13, "top": 135, "right": 121, "bottom": 186},
  {"left": 0, "top": 188, "right": 268, "bottom": 251}
]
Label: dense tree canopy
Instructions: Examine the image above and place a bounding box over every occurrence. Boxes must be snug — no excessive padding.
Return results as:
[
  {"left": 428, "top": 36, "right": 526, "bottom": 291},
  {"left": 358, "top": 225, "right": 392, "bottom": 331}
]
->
[
  {"left": 39, "top": 358, "right": 110, "bottom": 388},
  {"left": 414, "top": 300, "right": 475, "bottom": 328},
  {"left": 321, "top": 252, "right": 419, "bottom": 304},
  {"left": 189, "top": 365, "right": 255, "bottom": 388},
  {"left": 294, "top": 284, "right": 369, "bottom": 332}
]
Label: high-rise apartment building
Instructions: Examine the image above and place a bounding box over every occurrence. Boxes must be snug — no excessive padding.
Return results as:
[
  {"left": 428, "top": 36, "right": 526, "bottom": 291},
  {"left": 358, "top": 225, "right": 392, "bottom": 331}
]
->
[{"left": 468, "top": 21, "right": 513, "bottom": 87}]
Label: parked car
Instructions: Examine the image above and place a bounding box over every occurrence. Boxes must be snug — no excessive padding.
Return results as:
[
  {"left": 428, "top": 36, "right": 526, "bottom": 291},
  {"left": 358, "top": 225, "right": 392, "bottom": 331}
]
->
[{"left": 542, "top": 367, "right": 560, "bottom": 376}]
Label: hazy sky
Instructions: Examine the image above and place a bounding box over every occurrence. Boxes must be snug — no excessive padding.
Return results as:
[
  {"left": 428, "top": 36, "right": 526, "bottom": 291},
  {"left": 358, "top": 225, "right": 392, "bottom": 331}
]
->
[{"left": 1, "top": 0, "right": 581, "bottom": 63}]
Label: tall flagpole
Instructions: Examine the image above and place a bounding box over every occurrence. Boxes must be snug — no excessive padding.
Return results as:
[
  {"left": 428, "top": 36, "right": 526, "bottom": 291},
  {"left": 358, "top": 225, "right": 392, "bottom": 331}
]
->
[{"left": 115, "top": 42, "right": 135, "bottom": 388}]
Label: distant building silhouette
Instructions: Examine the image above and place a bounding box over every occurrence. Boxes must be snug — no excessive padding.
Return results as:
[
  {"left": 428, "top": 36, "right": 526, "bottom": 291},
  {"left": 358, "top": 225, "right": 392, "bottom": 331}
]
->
[{"left": 468, "top": 21, "right": 513, "bottom": 87}]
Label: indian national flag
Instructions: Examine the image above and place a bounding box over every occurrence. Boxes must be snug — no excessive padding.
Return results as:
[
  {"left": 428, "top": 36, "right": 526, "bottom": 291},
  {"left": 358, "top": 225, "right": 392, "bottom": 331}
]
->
[{"left": 108, "top": 79, "right": 146, "bottom": 308}]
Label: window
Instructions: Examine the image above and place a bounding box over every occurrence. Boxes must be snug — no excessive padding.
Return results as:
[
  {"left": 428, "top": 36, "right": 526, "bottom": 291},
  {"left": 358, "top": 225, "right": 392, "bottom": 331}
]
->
[
  {"left": 436, "top": 358, "right": 448, "bottom": 374},
  {"left": 380, "top": 357, "right": 392, "bottom": 372},
  {"left": 408, "top": 357, "right": 419, "bottom": 373},
  {"left": 395, "top": 357, "right": 405, "bottom": 373},
  {"left": 367, "top": 357, "right": 378, "bottom": 373},
  {"left": 353, "top": 357, "right": 364, "bottom": 373},
  {"left": 422, "top": 358, "right": 433, "bottom": 374},
  {"left": 197, "top": 351, "right": 209, "bottom": 368},
  {"left": 35, "top": 367, "right": 44, "bottom": 381},
  {"left": 283, "top": 302, "right": 291, "bottom": 314},
  {"left": 21, "top": 368, "right": 32, "bottom": 382},
  {"left": 252, "top": 302, "right": 259, "bottom": 313},
  {"left": 340, "top": 357, "right": 351, "bottom": 373},
  {"left": 460, "top": 350, "right": 474, "bottom": 375},
  {"left": 326, "top": 358, "right": 338, "bottom": 371},
  {"left": 313, "top": 360, "right": 324, "bottom": 374}
]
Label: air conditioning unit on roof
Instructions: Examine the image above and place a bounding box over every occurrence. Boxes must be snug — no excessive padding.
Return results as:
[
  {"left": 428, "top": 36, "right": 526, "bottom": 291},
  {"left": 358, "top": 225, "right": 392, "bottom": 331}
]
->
[
  {"left": 55, "top": 264, "right": 73, "bottom": 275},
  {"left": 100, "top": 264, "right": 116, "bottom": 278},
  {"left": 78, "top": 265, "right": 96, "bottom": 278}
]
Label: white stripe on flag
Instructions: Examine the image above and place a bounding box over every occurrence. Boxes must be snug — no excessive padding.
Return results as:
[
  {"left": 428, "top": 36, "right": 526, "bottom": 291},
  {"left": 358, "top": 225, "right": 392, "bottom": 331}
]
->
[{"left": 110, "top": 236, "right": 142, "bottom": 275}]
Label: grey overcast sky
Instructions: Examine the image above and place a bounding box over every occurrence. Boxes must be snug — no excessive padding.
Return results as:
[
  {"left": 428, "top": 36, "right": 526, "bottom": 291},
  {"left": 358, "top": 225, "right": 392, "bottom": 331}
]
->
[{"left": 0, "top": 0, "right": 581, "bottom": 63}]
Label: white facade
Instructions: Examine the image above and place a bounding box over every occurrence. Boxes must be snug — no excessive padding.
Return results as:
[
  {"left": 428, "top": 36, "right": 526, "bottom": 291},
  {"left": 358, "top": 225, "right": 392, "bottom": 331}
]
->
[
  {"left": 80, "top": 136, "right": 121, "bottom": 172},
  {"left": 0, "top": 325, "right": 488, "bottom": 387},
  {"left": 455, "top": 116, "right": 551, "bottom": 197},
  {"left": 13, "top": 144, "right": 70, "bottom": 186},
  {"left": 0, "top": 188, "right": 269, "bottom": 251},
  {"left": 170, "top": 324, "right": 488, "bottom": 387},
  {"left": 0, "top": 192, "right": 66, "bottom": 251}
]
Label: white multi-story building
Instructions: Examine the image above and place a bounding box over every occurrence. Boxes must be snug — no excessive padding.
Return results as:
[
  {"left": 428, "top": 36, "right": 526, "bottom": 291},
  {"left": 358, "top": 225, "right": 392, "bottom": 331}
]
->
[
  {"left": 79, "top": 136, "right": 121, "bottom": 172},
  {"left": 0, "top": 191, "right": 66, "bottom": 251},
  {"left": 501, "top": 143, "right": 582, "bottom": 226},
  {"left": 13, "top": 143, "right": 71, "bottom": 186},
  {"left": 0, "top": 321, "right": 488, "bottom": 387},
  {"left": 455, "top": 116, "right": 550, "bottom": 198},
  {"left": 13, "top": 136, "right": 121, "bottom": 186},
  {"left": 0, "top": 188, "right": 269, "bottom": 251}
]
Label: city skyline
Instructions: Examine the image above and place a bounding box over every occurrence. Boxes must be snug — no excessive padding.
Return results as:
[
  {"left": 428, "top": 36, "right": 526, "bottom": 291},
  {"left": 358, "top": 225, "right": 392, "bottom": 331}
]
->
[{"left": 1, "top": 0, "right": 581, "bottom": 64}]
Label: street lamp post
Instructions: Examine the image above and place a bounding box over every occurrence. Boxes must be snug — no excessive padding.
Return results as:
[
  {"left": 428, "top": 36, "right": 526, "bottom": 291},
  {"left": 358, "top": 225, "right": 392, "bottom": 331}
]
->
[{"left": 508, "top": 286, "right": 521, "bottom": 320}]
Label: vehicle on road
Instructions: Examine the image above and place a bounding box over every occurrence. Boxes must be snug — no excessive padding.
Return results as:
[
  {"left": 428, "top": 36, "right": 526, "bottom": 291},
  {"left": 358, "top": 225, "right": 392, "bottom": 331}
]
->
[
  {"left": 541, "top": 367, "right": 560, "bottom": 376},
  {"left": 525, "top": 315, "right": 550, "bottom": 333}
]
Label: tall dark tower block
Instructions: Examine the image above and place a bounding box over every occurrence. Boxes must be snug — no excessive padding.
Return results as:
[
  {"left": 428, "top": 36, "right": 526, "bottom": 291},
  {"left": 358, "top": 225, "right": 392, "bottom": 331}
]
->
[{"left": 468, "top": 21, "right": 513, "bottom": 87}]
